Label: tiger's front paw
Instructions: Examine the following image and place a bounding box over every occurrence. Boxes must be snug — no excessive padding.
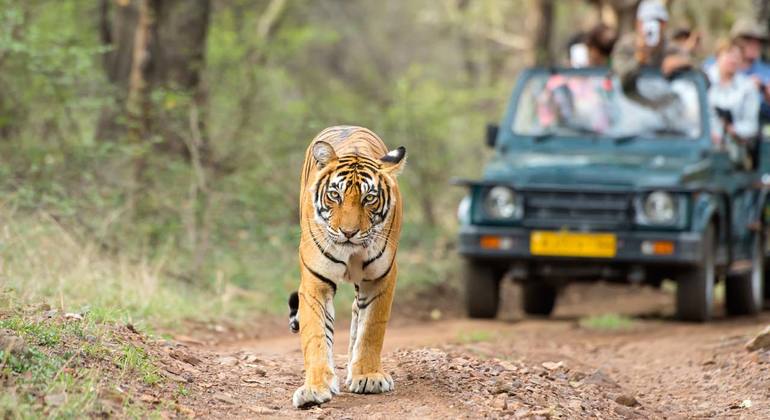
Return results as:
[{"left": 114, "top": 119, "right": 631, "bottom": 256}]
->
[
  {"left": 292, "top": 384, "right": 333, "bottom": 409},
  {"left": 348, "top": 372, "right": 394, "bottom": 394}
]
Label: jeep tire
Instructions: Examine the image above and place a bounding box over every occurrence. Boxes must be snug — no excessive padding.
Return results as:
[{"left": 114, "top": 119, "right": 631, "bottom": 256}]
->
[
  {"left": 726, "top": 232, "right": 764, "bottom": 316},
  {"left": 676, "top": 224, "right": 716, "bottom": 322},
  {"left": 464, "top": 260, "right": 505, "bottom": 319}
]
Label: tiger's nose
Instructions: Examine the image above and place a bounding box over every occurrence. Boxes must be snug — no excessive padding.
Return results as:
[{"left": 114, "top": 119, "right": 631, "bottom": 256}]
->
[{"left": 341, "top": 228, "right": 359, "bottom": 238}]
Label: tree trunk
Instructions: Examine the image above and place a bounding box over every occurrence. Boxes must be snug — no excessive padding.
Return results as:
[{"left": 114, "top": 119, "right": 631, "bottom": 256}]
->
[
  {"left": 97, "top": 0, "right": 211, "bottom": 161},
  {"left": 533, "top": 0, "right": 555, "bottom": 66},
  {"left": 602, "top": 0, "right": 639, "bottom": 37},
  {"left": 756, "top": 0, "right": 770, "bottom": 35}
]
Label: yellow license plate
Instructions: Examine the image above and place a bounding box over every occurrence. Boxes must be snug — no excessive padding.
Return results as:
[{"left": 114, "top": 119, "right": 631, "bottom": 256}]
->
[{"left": 530, "top": 231, "right": 616, "bottom": 258}]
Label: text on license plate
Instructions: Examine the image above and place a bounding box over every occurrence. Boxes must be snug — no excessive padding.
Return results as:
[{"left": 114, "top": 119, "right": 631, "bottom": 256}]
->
[{"left": 530, "top": 231, "right": 616, "bottom": 258}]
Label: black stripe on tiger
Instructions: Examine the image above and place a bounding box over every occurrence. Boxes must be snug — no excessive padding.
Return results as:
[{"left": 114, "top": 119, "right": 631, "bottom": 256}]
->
[
  {"left": 363, "top": 223, "right": 393, "bottom": 268},
  {"left": 305, "top": 217, "right": 346, "bottom": 267},
  {"left": 356, "top": 290, "right": 385, "bottom": 310},
  {"left": 362, "top": 253, "right": 396, "bottom": 282},
  {"left": 301, "top": 256, "right": 338, "bottom": 295}
]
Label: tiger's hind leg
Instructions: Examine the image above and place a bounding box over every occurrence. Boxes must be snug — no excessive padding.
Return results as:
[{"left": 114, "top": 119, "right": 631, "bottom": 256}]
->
[
  {"left": 292, "top": 269, "right": 339, "bottom": 408},
  {"left": 346, "top": 266, "right": 397, "bottom": 394}
]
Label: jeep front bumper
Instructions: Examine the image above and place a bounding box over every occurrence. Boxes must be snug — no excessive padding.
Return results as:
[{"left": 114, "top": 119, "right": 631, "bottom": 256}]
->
[{"left": 458, "top": 225, "right": 703, "bottom": 265}]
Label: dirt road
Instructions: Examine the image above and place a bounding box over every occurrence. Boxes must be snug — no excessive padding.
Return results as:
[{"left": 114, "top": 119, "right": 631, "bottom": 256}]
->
[{"left": 163, "top": 284, "right": 770, "bottom": 419}]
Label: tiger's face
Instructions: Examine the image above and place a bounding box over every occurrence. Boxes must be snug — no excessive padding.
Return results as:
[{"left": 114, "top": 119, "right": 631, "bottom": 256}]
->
[{"left": 311, "top": 141, "right": 405, "bottom": 248}]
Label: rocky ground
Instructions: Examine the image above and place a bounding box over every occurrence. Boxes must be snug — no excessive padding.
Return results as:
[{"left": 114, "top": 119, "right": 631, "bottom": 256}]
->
[{"left": 4, "top": 283, "right": 770, "bottom": 418}]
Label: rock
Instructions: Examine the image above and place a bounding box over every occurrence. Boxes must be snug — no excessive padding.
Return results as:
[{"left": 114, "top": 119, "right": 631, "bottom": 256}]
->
[
  {"left": 581, "top": 369, "right": 619, "bottom": 388},
  {"left": 730, "top": 399, "right": 753, "bottom": 409},
  {"left": 751, "top": 350, "right": 770, "bottom": 364},
  {"left": 746, "top": 325, "right": 770, "bottom": 351},
  {"left": 614, "top": 405, "right": 636, "bottom": 417},
  {"left": 213, "top": 392, "right": 237, "bottom": 405},
  {"left": 542, "top": 361, "right": 564, "bottom": 371},
  {"left": 161, "top": 369, "right": 190, "bottom": 383},
  {"left": 216, "top": 356, "right": 239, "bottom": 366},
  {"left": 499, "top": 360, "right": 518, "bottom": 371},
  {"left": 248, "top": 405, "right": 277, "bottom": 414},
  {"left": 492, "top": 394, "right": 507, "bottom": 410},
  {"left": 615, "top": 394, "right": 639, "bottom": 407},
  {"left": 64, "top": 312, "right": 83, "bottom": 321},
  {"left": 170, "top": 350, "right": 202, "bottom": 366},
  {"left": 139, "top": 394, "right": 159, "bottom": 403},
  {"left": 242, "top": 354, "right": 261, "bottom": 363},
  {"left": 491, "top": 379, "right": 514, "bottom": 395}
]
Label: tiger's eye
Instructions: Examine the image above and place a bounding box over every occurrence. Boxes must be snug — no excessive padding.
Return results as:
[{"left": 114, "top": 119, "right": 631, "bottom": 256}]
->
[
  {"left": 363, "top": 193, "right": 377, "bottom": 204},
  {"left": 327, "top": 191, "right": 341, "bottom": 201}
]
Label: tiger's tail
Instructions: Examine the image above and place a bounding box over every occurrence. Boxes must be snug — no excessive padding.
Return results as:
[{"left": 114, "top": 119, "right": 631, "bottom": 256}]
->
[{"left": 288, "top": 291, "right": 300, "bottom": 333}]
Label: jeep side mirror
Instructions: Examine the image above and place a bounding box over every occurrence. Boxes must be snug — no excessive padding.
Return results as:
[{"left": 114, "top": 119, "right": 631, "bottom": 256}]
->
[{"left": 485, "top": 123, "right": 499, "bottom": 148}]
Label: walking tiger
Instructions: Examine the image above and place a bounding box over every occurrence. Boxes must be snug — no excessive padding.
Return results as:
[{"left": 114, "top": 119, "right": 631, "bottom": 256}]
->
[{"left": 289, "top": 126, "right": 406, "bottom": 408}]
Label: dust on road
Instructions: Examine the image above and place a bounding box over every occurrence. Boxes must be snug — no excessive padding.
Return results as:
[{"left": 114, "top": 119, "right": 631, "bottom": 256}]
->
[{"left": 162, "top": 284, "right": 770, "bottom": 419}]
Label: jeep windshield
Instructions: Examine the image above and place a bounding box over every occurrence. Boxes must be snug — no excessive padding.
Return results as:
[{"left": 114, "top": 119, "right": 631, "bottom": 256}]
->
[{"left": 512, "top": 71, "right": 703, "bottom": 140}]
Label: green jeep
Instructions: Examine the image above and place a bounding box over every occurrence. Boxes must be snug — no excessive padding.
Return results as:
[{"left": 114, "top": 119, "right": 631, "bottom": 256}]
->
[{"left": 456, "top": 67, "right": 770, "bottom": 322}]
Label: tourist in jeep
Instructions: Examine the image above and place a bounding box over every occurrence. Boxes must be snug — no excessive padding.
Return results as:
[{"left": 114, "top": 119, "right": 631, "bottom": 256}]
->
[
  {"left": 707, "top": 39, "right": 761, "bottom": 168},
  {"left": 612, "top": 0, "right": 693, "bottom": 97}
]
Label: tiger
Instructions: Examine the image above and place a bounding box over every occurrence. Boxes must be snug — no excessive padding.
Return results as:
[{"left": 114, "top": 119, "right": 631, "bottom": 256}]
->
[{"left": 289, "top": 125, "right": 406, "bottom": 408}]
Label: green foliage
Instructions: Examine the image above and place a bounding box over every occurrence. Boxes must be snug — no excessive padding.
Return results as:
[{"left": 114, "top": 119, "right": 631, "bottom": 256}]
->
[
  {"left": 0, "top": 317, "right": 62, "bottom": 346},
  {"left": 0, "top": 0, "right": 753, "bottom": 325},
  {"left": 118, "top": 345, "right": 162, "bottom": 386},
  {"left": 0, "top": 308, "right": 154, "bottom": 418},
  {"left": 458, "top": 329, "right": 494, "bottom": 343},
  {"left": 578, "top": 313, "right": 636, "bottom": 331}
]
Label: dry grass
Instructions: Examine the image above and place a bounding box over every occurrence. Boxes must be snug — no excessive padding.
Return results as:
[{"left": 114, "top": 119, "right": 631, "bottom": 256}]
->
[{"left": 0, "top": 205, "right": 266, "bottom": 328}]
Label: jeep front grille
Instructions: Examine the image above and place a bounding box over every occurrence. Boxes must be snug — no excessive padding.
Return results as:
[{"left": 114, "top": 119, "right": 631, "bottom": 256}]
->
[{"left": 522, "top": 190, "right": 632, "bottom": 230}]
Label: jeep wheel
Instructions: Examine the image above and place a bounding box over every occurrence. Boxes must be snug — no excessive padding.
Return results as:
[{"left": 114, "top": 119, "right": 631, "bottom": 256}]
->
[
  {"left": 521, "top": 281, "right": 557, "bottom": 316},
  {"left": 464, "top": 260, "right": 505, "bottom": 319},
  {"left": 676, "top": 224, "right": 716, "bottom": 322},
  {"left": 726, "top": 232, "right": 764, "bottom": 316}
]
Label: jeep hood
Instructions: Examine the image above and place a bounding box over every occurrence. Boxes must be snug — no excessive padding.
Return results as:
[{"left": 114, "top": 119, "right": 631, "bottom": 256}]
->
[{"left": 483, "top": 152, "right": 706, "bottom": 189}]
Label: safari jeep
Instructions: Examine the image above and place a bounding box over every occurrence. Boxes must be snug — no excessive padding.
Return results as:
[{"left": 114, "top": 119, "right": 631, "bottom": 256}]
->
[{"left": 456, "top": 67, "right": 770, "bottom": 322}]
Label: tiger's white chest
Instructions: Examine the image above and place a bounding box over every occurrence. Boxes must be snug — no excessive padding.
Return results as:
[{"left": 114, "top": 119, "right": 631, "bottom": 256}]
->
[{"left": 312, "top": 241, "right": 394, "bottom": 285}]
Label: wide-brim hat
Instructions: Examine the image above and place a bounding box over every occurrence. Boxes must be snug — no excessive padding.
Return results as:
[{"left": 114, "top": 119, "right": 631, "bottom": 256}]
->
[{"left": 731, "top": 18, "right": 769, "bottom": 41}]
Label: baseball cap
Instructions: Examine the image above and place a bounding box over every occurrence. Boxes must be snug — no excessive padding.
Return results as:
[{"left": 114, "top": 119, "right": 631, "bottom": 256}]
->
[{"left": 637, "top": 0, "right": 669, "bottom": 22}]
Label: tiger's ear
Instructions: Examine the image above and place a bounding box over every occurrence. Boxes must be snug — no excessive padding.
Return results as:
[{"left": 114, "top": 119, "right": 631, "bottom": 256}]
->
[
  {"left": 380, "top": 146, "right": 406, "bottom": 176},
  {"left": 312, "top": 141, "right": 337, "bottom": 168}
]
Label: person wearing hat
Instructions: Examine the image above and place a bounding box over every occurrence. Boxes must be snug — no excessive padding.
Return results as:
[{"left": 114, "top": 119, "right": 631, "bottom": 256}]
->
[
  {"left": 731, "top": 18, "right": 770, "bottom": 79},
  {"left": 707, "top": 38, "right": 760, "bottom": 168},
  {"left": 612, "top": 0, "right": 693, "bottom": 97},
  {"left": 731, "top": 18, "right": 770, "bottom": 121}
]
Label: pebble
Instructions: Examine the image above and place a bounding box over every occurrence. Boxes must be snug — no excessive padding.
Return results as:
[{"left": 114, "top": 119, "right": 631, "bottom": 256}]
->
[
  {"left": 213, "top": 392, "right": 237, "bottom": 405},
  {"left": 492, "top": 394, "right": 507, "bottom": 410},
  {"left": 746, "top": 325, "right": 770, "bottom": 351},
  {"left": 614, "top": 394, "right": 639, "bottom": 407}
]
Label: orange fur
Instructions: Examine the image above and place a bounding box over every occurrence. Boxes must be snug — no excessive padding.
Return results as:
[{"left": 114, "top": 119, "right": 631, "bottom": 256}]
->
[{"left": 292, "top": 126, "right": 405, "bottom": 408}]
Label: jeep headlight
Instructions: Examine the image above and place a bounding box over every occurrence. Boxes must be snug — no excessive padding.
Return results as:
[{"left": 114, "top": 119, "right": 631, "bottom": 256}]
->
[
  {"left": 636, "top": 191, "right": 683, "bottom": 225},
  {"left": 483, "top": 186, "right": 522, "bottom": 220}
]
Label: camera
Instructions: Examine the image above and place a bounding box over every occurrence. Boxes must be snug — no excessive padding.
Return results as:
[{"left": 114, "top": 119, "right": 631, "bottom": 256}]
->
[
  {"left": 715, "top": 107, "right": 734, "bottom": 125},
  {"left": 642, "top": 20, "right": 661, "bottom": 47}
]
